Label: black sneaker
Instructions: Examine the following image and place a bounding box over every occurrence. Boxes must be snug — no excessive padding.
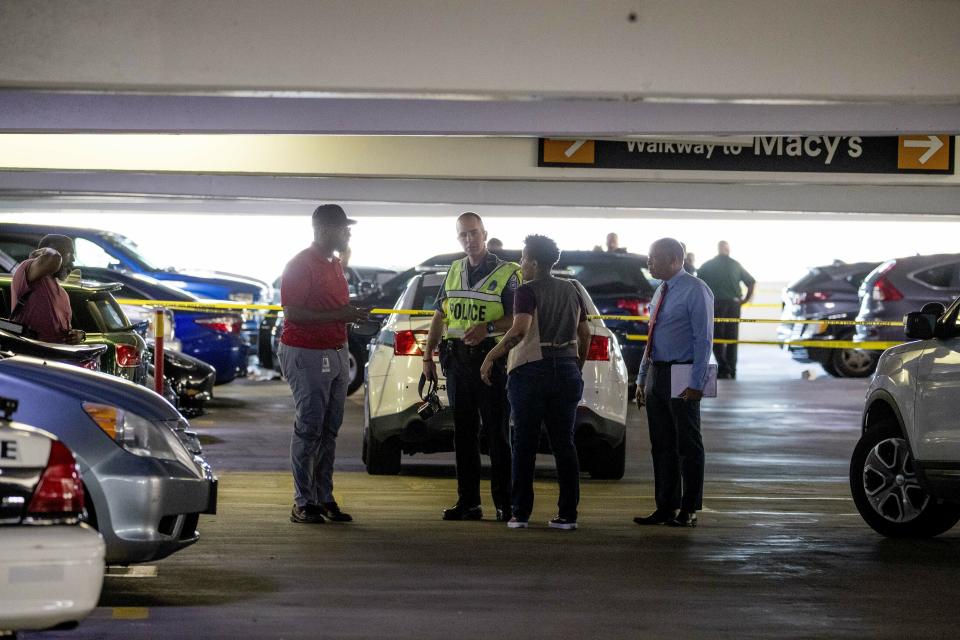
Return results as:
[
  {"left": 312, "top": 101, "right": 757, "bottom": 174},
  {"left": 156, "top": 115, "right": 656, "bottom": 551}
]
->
[
  {"left": 442, "top": 503, "right": 483, "bottom": 521},
  {"left": 290, "top": 504, "right": 325, "bottom": 524},
  {"left": 548, "top": 516, "right": 578, "bottom": 530},
  {"left": 495, "top": 507, "right": 512, "bottom": 522},
  {"left": 322, "top": 501, "right": 353, "bottom": 523}
]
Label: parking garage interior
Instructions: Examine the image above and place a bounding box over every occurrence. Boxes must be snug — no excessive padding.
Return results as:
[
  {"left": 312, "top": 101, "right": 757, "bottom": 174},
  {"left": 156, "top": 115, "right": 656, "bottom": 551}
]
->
[{"left": 2, "top": 2, "right": 960, "bottom": 639}]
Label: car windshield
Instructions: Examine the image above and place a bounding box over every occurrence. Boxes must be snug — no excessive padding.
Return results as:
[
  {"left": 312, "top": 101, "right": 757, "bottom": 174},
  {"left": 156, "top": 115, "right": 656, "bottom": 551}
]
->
[
  {"left": 559, "top": 261, "right": 655, "bottom": 295},
  {"left": 99, "top": 232, "right": 164, "bottom": 271},
  {"left": 414, "top": 273, "right": 447, "bottom": 311}
]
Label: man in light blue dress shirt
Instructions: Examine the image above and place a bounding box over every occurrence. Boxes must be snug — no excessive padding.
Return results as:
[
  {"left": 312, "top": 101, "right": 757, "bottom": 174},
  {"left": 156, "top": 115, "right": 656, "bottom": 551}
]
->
[{"left": 634, "top": 238, "right": 714, "bottom": 528}]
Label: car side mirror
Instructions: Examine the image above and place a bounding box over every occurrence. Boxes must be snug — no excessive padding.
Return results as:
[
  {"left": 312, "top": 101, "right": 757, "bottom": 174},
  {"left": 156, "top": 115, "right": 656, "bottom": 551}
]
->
[
  {"left": 131, "top": 319, "right": 150, "bottom": 337},
  {"left": 904, "top": 311, "right": 937, "bottom": 340}
]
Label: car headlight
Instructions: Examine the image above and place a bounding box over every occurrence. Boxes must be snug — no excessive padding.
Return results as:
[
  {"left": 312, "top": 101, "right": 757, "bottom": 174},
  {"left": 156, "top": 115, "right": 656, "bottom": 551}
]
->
[{"left": 82, "top": 402, "right": 196, "bottom": 469}]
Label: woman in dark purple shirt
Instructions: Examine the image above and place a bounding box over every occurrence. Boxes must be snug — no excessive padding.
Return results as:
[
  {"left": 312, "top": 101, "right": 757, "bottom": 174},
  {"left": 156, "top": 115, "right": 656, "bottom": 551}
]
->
[{"left": 480, "top": 234, "right": 591, "bottom": 531}]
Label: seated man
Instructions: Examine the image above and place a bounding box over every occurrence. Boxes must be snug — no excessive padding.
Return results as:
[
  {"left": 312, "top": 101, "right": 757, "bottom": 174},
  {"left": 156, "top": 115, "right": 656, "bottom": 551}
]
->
[{"left": 10, "top": 234, "right": 85, "bottom": 344}]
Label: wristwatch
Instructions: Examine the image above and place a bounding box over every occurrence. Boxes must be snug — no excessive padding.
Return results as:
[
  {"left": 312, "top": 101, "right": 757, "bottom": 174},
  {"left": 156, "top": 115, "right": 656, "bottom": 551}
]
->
[{"left": 486, "top": 322, "right": 495, "bottom": 334}]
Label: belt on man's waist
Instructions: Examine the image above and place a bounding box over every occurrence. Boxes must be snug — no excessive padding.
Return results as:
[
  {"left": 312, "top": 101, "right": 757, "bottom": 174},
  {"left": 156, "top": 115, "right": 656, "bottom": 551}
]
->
[
  {"left": 446, "top": 338, "right": 496, "bottom": 353},
  {"left": 539, "top": 339, "right": 578, "bottom": 348},
  {"left": 652, "top": 360, "right": 693, "bottom": 367}
]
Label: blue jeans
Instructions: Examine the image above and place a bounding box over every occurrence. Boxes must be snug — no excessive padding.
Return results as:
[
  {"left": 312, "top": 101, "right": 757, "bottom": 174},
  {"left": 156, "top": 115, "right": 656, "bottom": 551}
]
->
[
  {"left": 279, "top": 344, "right": 349, "bottom": 508},
  {"left": 507, "top": 357, "right": 583, "bottom": 522}
]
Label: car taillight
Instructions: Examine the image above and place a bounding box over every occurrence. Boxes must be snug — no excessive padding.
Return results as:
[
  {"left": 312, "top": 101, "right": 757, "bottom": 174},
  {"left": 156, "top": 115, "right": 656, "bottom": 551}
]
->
[
  {"left": 116, "top": 343, "right": 142, "bottom": 367},
  {"left": 872, "top": 277, "right": 903, "bottom": 302},
  {"left": 195, "top": 316, "right": 242, "bottom": 335},
  {"left": 616, "top": 298, "right": 650, "bottom": 318},
  {"left": 586, "top": 335, "right": 610, "bottom": 361},
  {"left": 394, "top": 330, "right": 428, "bottom": 356},
  {"left": 25, "top": 440, "right": 84, "bottom": 519},
  {"left": 79, "top": 358, "right": 100, "bottom": 371}
]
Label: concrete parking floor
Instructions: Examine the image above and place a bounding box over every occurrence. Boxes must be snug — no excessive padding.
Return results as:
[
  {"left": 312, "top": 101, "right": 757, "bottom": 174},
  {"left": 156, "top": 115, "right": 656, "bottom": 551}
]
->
[{"left": 33, "top": 348, "right": 960, "bottom": 639}]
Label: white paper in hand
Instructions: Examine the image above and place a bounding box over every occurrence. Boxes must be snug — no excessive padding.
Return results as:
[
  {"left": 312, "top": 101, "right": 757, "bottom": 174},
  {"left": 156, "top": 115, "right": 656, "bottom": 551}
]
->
[{"left": 670, "top": 364, "right": 718, "bottom": 398}]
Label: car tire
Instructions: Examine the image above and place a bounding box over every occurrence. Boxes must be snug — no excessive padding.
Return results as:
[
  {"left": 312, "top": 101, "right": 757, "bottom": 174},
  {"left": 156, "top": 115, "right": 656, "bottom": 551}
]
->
[
  {"left": 589, "top": 439, "right": 626, "bottom": 480},
  {"left": 850, "top": 419, "right": 960, "bottom": 538},
  {"left": 829, "top": 348, "right": 879, "bottom": 378},
  {"left": 363, "top": 431, "right": 401, "bottom": 475},
  {"left": 347, "top": 342, "right": 365, "bottom": 396},
  {"left": 819, "top": 358, "right": 840, "bottom": 377},
  {"left": 258, "top": 319, "right": 275, "bottom": 369}
]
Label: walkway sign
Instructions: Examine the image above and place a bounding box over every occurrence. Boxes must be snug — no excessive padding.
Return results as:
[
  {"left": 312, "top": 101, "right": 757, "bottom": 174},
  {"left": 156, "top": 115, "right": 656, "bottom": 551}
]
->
[{"left": 538, "top": 136, "right": 955, "bottom": 174}]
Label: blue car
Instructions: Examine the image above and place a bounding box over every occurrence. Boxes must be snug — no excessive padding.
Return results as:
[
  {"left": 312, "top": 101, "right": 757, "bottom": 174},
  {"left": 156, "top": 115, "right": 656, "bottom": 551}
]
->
[
  {"left": 0, "top": 223, "right": 271, "bottom": 349},
  {"left": 80, "top": 268, "right": 247, "bottom": 384}
]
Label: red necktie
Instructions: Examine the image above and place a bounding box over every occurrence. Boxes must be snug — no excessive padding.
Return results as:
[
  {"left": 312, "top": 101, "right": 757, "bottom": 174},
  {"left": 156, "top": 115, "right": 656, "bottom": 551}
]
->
[{"left": 643, "top": 282, "right": 669, "bottom": 362}]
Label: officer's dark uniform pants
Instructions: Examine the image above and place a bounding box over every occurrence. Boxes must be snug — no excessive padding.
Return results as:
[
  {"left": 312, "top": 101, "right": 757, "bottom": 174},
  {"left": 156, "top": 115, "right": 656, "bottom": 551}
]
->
[
  {"left": 644, "top": 363, "right": 704, "bottom": 512},
  {"left": 713, "top": 299, "right": 741, "bottom": 378},
  {"left": 443, "top": 340, "right": 512, "bottom": 511}
]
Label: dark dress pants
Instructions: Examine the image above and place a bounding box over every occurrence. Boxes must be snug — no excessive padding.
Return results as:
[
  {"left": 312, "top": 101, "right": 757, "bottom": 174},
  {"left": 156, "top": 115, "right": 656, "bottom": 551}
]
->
[
  {"left": 443, "top": 341, "right": 512, "bottom": 510},
  {"left": 713, "top": 299, "right": 741, "bottom": 378},
  {"left": 644, "top": 363, "right": 705, "bottom": 512},
  {"left": 507, "top": 357, "right": 583, "bottom": 522}
]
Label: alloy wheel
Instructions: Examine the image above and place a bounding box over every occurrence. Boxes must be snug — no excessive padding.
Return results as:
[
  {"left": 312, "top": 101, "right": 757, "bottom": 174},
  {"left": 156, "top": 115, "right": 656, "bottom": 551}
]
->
[
  {"left": 862, "top": 437, "right": 929, "bottom": 523},
  {"left": 839, "top": 349, "right": 875, "bottom": 375}
]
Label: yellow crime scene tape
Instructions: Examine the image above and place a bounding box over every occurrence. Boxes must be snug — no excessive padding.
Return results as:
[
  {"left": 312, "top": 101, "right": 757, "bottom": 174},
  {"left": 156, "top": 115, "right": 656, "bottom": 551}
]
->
[{"left": 117, "top": 298, "right": 904, "bottom": 351}]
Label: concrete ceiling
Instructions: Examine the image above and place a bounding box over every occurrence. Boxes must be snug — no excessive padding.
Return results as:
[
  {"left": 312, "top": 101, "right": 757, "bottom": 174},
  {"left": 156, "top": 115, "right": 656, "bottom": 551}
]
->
[{"left": 1, "top": 1, "right": 959, "bottom": 217}]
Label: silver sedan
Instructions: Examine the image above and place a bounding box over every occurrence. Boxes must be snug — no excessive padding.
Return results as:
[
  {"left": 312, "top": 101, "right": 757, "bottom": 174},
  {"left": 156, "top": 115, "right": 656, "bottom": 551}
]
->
[{"left": 0, "top": 356, "right": 217, "bottom": 564}]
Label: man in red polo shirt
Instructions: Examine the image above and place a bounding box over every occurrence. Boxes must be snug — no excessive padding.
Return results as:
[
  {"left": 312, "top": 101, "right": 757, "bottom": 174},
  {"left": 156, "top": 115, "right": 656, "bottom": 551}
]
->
[{"left": 279, "top": 204, "right": 368, "bottom": 525}]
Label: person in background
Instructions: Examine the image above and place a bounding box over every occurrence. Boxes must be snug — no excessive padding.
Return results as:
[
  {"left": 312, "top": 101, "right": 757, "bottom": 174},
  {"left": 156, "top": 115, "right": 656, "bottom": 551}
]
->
[
  {"left": 605, "top": 232, "right": 626, "bottom": 254},
  {"left": 634, "top": 238, "right": 713, "bottom": 529},
  {"left": 696, "top": 241, "right": 756, "bottom": 379},
  {"left": 480, "top": 234, "right": 591, "bottom": 530},
  {"left": 487, "top": 237, "right": 504, "bottom": 254},
  {"left": 10, "top": 234, "right": 85, "bottom": 344},
  {"left": 423, "top": 212, "right": 520, "bottom": 522},
  {"left": 683, "top": 252, "right": 697, "bottom": 275},
  {"left": 279, "top": 204, "right": 368, "bottom": 525}
]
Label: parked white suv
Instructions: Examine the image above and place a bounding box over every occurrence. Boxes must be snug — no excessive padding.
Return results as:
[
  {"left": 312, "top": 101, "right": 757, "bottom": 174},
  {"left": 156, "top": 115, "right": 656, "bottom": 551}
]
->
[
  {"left": 363, "top": 271, "right": 630, "bottom": 478},
  {"left": 850, "top": 297, "right": 960, "bottom": 537}
]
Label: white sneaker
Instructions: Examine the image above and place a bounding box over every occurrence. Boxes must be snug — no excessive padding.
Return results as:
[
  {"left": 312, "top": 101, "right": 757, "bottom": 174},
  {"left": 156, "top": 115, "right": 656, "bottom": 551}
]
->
[
  {"left": 548, "top": 516, "right": 578, "bottom": 530},
  {"left": 507, "top": 517, "right": 528, "bottom": 529}
]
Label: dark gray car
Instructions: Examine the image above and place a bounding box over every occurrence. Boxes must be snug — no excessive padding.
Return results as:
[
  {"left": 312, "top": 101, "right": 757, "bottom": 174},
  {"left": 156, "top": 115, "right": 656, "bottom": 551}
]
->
[
  {"left": 779, "top": 261, "right": 880, "bottom": 377},
  {"left": 856, "top": 253, "right": 960, "bottom": 345}
]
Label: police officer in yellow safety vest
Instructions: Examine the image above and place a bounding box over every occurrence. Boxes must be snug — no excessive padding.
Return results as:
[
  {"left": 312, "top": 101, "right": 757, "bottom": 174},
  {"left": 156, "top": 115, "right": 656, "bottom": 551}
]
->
[{"left": 423, "top": 212, "right": 521, "bottom": 522}]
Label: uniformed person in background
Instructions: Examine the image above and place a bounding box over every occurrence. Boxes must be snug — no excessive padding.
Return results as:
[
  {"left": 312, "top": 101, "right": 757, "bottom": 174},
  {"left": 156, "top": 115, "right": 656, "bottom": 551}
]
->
[
  {"left": 486, "top": 237, "right": 504, "bottom": 254},
  {"left": 423, "top": 212, "right": 521, "bottom": 522},
  {"left": 696, "top": 240, "right": 756, "bottom": 380}
]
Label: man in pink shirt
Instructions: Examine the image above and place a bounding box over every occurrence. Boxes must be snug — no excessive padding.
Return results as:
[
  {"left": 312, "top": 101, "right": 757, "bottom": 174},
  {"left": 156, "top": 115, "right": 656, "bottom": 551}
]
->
[{"left": 10, "top": 235, "right": 85, "bottom": 344}]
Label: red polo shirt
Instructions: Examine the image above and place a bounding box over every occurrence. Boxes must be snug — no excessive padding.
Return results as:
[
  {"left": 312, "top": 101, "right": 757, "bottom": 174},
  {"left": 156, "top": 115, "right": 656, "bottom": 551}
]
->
[{"left": 279, "top": 245, "right": 349, "bottom": 350}]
